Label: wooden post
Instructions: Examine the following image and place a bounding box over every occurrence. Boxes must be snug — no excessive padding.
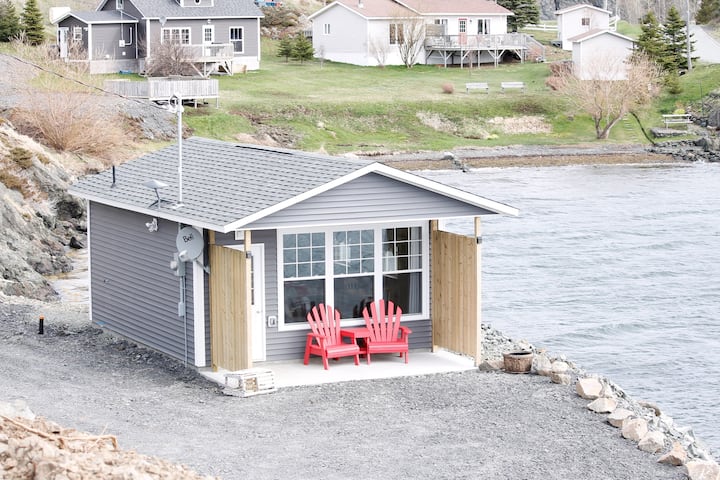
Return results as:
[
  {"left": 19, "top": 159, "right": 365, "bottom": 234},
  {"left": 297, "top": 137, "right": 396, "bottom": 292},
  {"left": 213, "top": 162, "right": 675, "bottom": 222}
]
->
[
  {"left": 474, "top": 217, "right": 483, "bottom": 366},
  {"left": 430, "top": 220, "right": 438, "bottom": 352},
  {"left": 243, "top": 230, "right": 253, "bottom": 369}
]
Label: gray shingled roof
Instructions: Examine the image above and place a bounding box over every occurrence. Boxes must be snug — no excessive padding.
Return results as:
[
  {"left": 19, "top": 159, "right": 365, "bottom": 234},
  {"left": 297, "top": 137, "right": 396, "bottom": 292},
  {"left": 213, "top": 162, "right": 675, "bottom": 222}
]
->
[
  {"left": 97, "top": 0, "right": 263, "bottom": 19},
  {"left": 70, "top": 138, "right": 376, "bottom": 231},
  {"left": 66, "top": 10, "right": 138, "bottom": 23}
]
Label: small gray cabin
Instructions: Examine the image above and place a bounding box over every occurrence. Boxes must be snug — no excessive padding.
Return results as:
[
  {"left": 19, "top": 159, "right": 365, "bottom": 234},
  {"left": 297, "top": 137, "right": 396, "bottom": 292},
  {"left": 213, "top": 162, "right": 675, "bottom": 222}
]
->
[
  {"left": 69, "top": 138, "right": 518, "bottom": 372},
  {"left": 53, "top": 0, "right": 263, "bottom": 74}
]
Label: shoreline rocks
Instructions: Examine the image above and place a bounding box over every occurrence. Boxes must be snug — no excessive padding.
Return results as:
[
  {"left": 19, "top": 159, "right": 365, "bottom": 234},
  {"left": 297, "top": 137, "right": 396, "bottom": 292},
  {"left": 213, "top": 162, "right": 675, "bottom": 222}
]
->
[{"left": 479, "top": 322, "right": 718, "bottom": 476}]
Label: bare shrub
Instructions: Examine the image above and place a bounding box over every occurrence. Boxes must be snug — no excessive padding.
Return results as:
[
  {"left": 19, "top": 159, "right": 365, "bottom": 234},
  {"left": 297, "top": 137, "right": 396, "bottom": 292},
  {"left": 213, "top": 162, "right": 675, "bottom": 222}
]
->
[
  {"left": 554, "top": 53, "right": 662, "bottom": 139},
  {"left": 0, "top": 170, "right": 30, "bottom": 197},
  {"left": 10, "top": 147, "right": 33, "bottom": 168},
  {"left": 441, "top": 83, "right": 454, "bottom": 94},
  {"left": 369, "top": 38, "right": 389, "bottom": 67},
  {"left": 144, "top": 40, "right": 198, "bottom": 77},
  {"left": 11, "top": 92, "right": 128, "bottom": 157}
]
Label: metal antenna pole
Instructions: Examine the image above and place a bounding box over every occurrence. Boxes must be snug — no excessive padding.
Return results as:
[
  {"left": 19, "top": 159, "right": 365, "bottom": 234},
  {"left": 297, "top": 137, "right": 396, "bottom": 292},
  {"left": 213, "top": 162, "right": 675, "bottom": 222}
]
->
[{"left": 170, "top": 94, "right": 185, "bottom": 207}]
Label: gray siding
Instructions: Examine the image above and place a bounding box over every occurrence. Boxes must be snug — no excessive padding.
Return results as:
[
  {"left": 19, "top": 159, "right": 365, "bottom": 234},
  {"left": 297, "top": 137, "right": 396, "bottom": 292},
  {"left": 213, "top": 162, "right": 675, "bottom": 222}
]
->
[
  {"left": 214, "top": 229, "right": 432, "bottom": 362},
  {"left": 89, "top": 202, "right": 196, "bottom": 363},
  {"left": 146, "top": 18, "right": 259, "bottom": 57},
  {"left": 244, "top": 173, "right": 495, "bottom": 229},
  {"left": 92, "top": 23, "right": 138, "bottom": 60}
]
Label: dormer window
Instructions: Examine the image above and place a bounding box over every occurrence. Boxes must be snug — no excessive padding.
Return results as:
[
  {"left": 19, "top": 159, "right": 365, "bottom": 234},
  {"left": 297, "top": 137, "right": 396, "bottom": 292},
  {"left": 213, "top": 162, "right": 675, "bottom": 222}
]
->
[{"left": 116, "top": 0, "right": 124, "bottom": 10}]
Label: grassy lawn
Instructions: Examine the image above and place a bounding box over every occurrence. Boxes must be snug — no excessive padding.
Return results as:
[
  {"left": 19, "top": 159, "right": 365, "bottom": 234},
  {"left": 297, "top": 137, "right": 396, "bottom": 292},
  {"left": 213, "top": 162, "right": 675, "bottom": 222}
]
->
[{"left": 112, "top": 39, "right": 720, "bottom": 154}]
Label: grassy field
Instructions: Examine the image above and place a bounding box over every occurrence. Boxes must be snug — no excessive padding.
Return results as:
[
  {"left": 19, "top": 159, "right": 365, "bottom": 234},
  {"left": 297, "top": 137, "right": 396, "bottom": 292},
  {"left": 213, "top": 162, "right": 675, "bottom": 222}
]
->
[{"left": 105, "top": 38, "right": 720, "bottom": 155}]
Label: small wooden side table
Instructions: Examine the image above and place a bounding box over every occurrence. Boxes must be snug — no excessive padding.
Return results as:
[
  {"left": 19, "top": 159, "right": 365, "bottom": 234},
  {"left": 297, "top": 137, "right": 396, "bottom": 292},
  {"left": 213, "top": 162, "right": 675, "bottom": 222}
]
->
[{"left": 340, "top": 327, "right": 370, "bottom": 356}]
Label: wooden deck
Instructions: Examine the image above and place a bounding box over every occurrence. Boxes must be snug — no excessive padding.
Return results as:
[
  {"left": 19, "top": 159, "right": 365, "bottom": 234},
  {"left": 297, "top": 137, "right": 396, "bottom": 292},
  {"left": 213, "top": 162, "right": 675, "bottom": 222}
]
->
[
  {"left": 104, "top": 77, "right": 220, "bottom": 107},
  {"left": 424, "top": 33, "right": 544, "bottom": 68}
]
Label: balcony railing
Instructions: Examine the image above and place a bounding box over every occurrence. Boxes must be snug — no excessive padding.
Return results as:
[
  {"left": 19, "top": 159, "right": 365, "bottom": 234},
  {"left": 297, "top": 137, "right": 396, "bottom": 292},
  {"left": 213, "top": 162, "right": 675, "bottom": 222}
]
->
[
  {"left": 424, "top": 33, "right": 529, "bottom": 49},
  {"left": 184, "top": 43, "right": 235, "bottom": 61}
]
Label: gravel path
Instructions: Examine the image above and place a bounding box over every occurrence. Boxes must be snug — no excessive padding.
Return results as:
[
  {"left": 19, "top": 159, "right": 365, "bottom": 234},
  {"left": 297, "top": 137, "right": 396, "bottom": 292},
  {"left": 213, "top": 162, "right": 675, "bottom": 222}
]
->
[{"left": 0, "top": 297, "right": 686, "bottom": 480}]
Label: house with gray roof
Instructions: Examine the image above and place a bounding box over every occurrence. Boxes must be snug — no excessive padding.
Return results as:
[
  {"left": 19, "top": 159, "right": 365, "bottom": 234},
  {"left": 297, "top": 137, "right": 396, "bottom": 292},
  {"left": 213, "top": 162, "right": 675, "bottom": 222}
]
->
[
  {"left": 53, "top": 0, "right": 263, "bottom": 74},
  {"left": 69, "top": 137, "right": 518, "bottom": 373}
]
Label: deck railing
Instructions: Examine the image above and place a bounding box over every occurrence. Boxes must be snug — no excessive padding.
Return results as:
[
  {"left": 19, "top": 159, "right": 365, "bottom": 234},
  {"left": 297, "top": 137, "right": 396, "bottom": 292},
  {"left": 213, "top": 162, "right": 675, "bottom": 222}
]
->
[
  {"left": 104, "top": 77, "right": 219, "bottom": 105},
  {"left": 183, "top": 43, "right": 234, "bottom": 62},
  {"left": 424, "top": 33, "right": 530, "bottom": 49}
]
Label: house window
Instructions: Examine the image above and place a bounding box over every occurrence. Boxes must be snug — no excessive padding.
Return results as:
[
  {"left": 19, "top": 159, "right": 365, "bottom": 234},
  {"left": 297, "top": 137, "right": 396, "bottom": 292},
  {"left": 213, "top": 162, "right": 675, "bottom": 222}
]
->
[
  {"left": 116, "top": 0, "right": 123, "bottom": 10},
  {"left": 283, "top": 232, "right": 326, "bottom": 324},
  {"left": 203, "top": 25, "right": 214, "bottom": 43},
  {"left": 459, "top": 18, "right": 467, "bottom": 34},
  {"left": 230, "top": 26, "right": 244, "bottom": 53},
  {"left": 162, "top": 27, "right": 191, "bottom": 45},
  {"left": 279, "top": 224, "right": 427, "bottom": 329},
  {"left": 581, "top": 17, "right": 590, "bottom": 26},
  {"left": 477, "top": 19, "right": 490, "bottom": 34},
  {"left": 323, "top": 23, "right": 331, "bottom": 35},
  {"left": 434, "top": 19, "right": 448, "bottom": 25},
  {"left": 72, "top": 26, "right": 82, "bottom": 41},
  {"left": 389, "top": 23, "right": 404, "bottom": 45}
]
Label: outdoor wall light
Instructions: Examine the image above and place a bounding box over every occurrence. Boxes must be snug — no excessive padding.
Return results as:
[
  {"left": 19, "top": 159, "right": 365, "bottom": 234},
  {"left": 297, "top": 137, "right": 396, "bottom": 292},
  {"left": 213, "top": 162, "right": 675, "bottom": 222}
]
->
[{"left": 146, "top": 217, "right": 158, "bottom": 232}]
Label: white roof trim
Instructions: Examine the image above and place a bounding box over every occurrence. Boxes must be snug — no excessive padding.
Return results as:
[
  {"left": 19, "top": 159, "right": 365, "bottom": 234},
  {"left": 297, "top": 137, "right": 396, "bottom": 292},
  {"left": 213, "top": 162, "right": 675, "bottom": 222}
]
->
[{"left": 309, "top": 2, "right": 369, "bottom": 21}]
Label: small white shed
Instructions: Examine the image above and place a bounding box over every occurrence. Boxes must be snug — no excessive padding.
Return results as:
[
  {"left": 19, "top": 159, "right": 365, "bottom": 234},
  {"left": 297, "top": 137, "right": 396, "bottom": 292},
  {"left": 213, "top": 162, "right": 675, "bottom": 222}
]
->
[{"left": 570, "top": 29, "right": 635, "bottom": 80}]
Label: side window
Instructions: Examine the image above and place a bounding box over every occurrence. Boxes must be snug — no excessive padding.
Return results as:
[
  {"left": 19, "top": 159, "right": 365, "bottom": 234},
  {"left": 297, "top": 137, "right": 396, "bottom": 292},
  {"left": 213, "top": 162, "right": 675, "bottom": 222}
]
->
[{"left": 230, "top": 27, "right": 244, "bottom": 53}]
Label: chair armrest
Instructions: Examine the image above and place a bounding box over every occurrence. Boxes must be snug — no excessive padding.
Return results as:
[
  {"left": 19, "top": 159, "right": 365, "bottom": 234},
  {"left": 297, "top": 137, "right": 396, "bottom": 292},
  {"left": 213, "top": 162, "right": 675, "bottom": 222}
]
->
[
  {"left": 307, "top": 332, "right": 329, "bottom": 347},
  {"left": 399, "top": 326, "right": 412, "bottom": 339}
]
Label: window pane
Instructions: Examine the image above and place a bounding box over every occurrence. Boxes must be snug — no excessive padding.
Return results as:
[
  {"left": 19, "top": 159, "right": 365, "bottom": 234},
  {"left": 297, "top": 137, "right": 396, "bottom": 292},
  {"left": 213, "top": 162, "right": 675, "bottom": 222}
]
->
[
  {"left": 297, "top": 247, "right": 310, "bottom": 262},
  {"left": 297, "top": 233, "right": 311, "bottom": 248},
  {"left": 298, "top": 263, "right": 311, "bottom": 277},
  {"left": 361, "top": 244, "right": 374, "bottom": 259},
  {"left": 284, "top": 264, "right": 296, "bottom": 278},
  {"left": 312, "top": 262, "right": 325, "bottom": 276},
  {"left": 312, "top": 247, "right": 325, "bottom": 262},
  {"left": 283, "top": 249, "right": 296, "bottom": 263},
  {"left": 361, "top": 229, "right": 373, "bottom": 243},
  {"left": 284, "top": 279, "right": 325, "bottom": 323},
  {"left": 384, "top": 272, "right": 421, "bottom": 314},
  {"left": 283, "top": 234, "right": 296, "bottom": 248},
  {"left": 312, "top": 232, "right": 324, "bottom": 245},
  {"left": 362, "top": 259, "right": 374, "bottom": 272},
  {"left": 348, "top": 260, "right": 360, "bottom": 274},
  {"left": 334, "top": 276, "right": 373, "bottom": 319},
  {"left": 334, "top": 231, "right": 346, "bottom": 244}
]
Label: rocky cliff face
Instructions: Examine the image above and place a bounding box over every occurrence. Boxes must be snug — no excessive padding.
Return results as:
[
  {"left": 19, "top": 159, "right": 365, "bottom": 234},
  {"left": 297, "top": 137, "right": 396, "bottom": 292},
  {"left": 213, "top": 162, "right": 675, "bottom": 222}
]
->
[{"left": 0, "top": 121, "right": 88, "bottom": 300}]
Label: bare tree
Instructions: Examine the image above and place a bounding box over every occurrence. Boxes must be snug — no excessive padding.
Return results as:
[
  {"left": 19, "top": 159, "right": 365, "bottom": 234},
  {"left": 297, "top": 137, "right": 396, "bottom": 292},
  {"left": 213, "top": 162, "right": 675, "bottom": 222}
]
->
[
  {"left": 389, "top": 8, "right": 425, "bottom": 68},
  {"left": 369, "top": 38, "right": 389, "bottom": 67},
  {"left": 554, "top": 53, "right": 662, "bottom": 140}
]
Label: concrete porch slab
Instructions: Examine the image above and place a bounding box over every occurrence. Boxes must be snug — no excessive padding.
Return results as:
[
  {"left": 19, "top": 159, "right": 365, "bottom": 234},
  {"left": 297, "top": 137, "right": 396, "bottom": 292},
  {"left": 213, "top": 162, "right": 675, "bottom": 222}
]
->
[{"left": 201, "top": 350, "right": 477, "bottom": 389}]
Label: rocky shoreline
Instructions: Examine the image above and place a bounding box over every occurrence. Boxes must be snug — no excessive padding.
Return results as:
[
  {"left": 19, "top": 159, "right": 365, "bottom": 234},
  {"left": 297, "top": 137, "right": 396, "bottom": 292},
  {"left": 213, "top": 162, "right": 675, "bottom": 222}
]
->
[{"left": 479, "top": 322, "right": 718, "bottom": 478}]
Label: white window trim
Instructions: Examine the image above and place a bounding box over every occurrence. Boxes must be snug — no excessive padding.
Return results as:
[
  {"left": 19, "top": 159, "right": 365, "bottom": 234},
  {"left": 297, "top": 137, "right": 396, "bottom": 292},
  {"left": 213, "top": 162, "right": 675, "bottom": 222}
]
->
[
  {"left": 203, "top": 24, "right": 214, "bottom": 44},
  {"left": 72, "top": 26, "right": 82, "bottom": 41},
  {"left": 229, "top": 26, "right": 244, "bottom": 54},
  {"left": 276, "top": 222, "right": 430, "bottom": 332},
  {"left": 161, "top": 27, "right": 191, "bottom": 45},
  {"left": 116, "top": 0, "right": 124, "bottom": 10},
  {"left": 323, "top": 23, "right": 331, "bottom": 35}
]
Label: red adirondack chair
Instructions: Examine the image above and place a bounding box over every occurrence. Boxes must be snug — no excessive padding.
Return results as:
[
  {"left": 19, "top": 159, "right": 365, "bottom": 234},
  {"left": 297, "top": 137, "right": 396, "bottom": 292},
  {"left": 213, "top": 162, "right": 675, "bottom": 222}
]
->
[
  {"left": 303, "top": 304, "right": 360, "bottom": 370},
  {"left": 362, "top": 299, "right": 412, "bottom": 365}
]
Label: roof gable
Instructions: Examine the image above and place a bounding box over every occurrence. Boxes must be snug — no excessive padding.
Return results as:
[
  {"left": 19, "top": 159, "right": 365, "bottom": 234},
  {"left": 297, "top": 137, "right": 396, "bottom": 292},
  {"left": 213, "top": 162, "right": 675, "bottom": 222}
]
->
[
  {"left": 555, "top": 3, "right": 611, "bottom": 16},
  {"left": 55, "top": 10, "right": 139, "bottom": 24},
  {"left": 310, "top": 0, "right": 510, "bottom": 20},
  {"left": 569, "top": 28, "right": 633, "bottom": 43},
  {"left": 95, "top": 0, "right": 263, "bottom": 19},
  {"left": 69, "top": 138, "right": 516, "bottom": 232}
]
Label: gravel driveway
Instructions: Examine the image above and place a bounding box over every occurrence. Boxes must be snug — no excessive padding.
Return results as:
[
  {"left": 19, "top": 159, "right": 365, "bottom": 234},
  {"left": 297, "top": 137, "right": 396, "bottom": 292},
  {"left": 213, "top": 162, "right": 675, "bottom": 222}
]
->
[{"left": 0, "top": 297, "right": 686, "bottom": 480}]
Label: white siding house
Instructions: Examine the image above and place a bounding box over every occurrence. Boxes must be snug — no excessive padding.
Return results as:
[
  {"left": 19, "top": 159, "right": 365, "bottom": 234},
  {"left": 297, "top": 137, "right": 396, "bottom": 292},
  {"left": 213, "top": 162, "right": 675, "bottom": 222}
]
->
[
  {"left": 555, "top": 4, "right": 612, "bottom": 51},
  {"left": 570, "top": 29, "right": 635, "bottom": 80},
  {"left": 309, "top": 0, "right": 514, "bottom": 67}
]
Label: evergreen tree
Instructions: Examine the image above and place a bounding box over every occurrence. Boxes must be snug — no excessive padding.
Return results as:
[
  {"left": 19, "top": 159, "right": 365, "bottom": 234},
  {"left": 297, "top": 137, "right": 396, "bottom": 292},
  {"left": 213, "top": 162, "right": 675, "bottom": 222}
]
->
[
  {"left": 695, "top": 0, "right": 720, "bottom": 24},
  {"left": 0, "top": 0, "right": 21, "bottom": 42},
  {"left": 291, "top": 34, "right": 314, "bottom": 63},
  {"left": 662, "top": 6, "right": 693, "bottom": 72},
  {"left": 636, "top": 12, "right": 665, "bottom": 63},
  {"left": 276, "top": 36, "right": 293, "bottom": 62},
  {"left": 20, "top": 0, "right": 45, "bottom": 45},
  {"left": 497, "top": 0, "right": 540, "bottom": 32}
]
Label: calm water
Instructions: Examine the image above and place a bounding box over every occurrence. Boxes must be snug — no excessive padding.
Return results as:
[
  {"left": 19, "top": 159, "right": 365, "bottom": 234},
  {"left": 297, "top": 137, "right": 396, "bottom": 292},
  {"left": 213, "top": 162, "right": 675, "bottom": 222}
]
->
[{"left": 424, "top": 161, "right": 720, "bottom": 456}]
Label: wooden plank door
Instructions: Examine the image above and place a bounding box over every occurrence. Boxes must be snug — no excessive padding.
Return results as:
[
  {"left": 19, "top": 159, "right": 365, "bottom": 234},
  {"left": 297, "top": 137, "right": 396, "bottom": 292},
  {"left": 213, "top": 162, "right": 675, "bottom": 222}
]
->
[{"left": 209, "top": 245, "right": 252, "bottom": 371}]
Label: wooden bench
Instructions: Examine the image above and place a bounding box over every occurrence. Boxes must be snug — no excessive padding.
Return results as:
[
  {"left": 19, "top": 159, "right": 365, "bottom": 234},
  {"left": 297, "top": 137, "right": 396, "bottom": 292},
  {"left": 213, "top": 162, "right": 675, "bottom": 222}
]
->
[
  {"left": 465, "top": 82, "right": 489, "bottom": 94},
  {"left": 662, "top": 114, "right": 692, "bottom": 128},
  {"left": 501, "top": 81, "right": 525, "bottom": 93}
]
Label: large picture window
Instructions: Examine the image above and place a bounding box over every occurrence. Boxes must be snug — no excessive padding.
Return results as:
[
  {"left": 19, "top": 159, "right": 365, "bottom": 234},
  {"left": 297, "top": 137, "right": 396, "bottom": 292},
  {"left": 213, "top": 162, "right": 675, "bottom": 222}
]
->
[{"left": 279, "top": 224, "right": 427, "bottom": 329}]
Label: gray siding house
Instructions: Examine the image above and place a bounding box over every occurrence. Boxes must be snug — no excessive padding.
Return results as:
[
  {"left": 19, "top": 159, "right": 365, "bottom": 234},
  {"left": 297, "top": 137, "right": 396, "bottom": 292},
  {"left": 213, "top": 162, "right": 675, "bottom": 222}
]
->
[
  {"left": 53, "top": 0, "right": 263, "bottom": 74},
  {"left": 69, "top": 138, "right": 517, "bottom": 372}
]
